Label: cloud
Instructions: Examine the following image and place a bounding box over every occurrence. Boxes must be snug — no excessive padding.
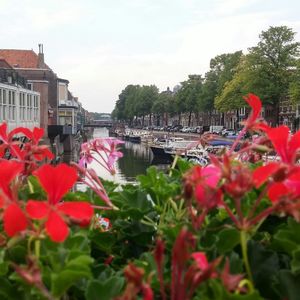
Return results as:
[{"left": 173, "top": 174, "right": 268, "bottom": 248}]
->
[{"left": 1, "top": 0, "right": 300, "bottom": 113}]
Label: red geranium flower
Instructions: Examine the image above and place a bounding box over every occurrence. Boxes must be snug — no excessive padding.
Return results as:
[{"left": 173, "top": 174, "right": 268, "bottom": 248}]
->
[
  {"left": 265, "top": 126, "right": 300, "bottom": 164},
  {"left": 26, "top": 164, "right": 93, "bottom": 242},
  {"left": 0, "top": 160, "right": 27, "bottom": 237},
  {"left": 11, "top": 127, "right": 54, "bottom": 162},
  {"left": 244, "top": 93, "right": 262, "bottom": 129},
  {"left": 0, "top": 122, "right": 33, "bottom": 158}
]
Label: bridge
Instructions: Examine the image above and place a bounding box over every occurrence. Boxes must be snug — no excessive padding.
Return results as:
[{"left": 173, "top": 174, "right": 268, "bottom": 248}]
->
[
  {"left": 83, "top": 120, "right": 113, "bottom": 128},
  {"left": 84, "top": 113, "right": 113, "bottom": 128}
]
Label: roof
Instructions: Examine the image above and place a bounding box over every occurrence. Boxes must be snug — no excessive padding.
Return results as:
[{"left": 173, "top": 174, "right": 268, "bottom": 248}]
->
[
  {"left": 0, "top": 49, "right": 50, "bottom": 69},
  {"left": 0, "top": 58, "right": 12, "bottom": 69}
]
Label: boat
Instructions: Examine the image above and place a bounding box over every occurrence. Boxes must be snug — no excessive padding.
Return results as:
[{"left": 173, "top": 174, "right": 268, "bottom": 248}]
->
[
  {"left": 149, "top": 137, "right": 192, "bottom": 159},
  {"left": 129, "top": 135, "right": 141, "bottom": 143}
]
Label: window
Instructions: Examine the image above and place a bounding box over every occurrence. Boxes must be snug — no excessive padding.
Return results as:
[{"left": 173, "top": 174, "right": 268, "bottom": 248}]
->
[
  {"left": 33, "top": 95, "right": 39, "bottom": 121},
  {"left": 8, "top": 91, "right": 12, "bottom": 120},
  {"left": 19, "top": 93, "right": 26, "bottom": 121},
  {"left": 12, "top": 91, "right": 16, "bottom": 121},
  {"left": 2, "top": 90, "right": 7, "bottom": 120},
  {"left": 239, "top": 107, "right": 245, "bottom": 115}
]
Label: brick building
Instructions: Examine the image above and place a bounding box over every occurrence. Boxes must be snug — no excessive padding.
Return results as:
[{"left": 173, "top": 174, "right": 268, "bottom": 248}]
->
[{"left": 0, "top": 45, "right": 61, "bottom": 136}]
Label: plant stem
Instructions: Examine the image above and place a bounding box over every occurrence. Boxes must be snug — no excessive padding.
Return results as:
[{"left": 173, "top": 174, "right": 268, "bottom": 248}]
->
[
  {"left": 240, "top": 230, "right": 253, "bottom": 283},
  {"left": 169, "top": 154, "right": 179, "bottom": 176},
  {"left": 35, "top": 240, "right": 41, "bottom": 259}
]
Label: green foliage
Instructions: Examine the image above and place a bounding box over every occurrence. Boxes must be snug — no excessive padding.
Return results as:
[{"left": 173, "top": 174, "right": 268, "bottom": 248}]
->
[
  {"left": 216, "top": 26, "right": 300, "bottom": 111},
  {"left": 216, "top": 228, "right": 240, "bottom": 253}
]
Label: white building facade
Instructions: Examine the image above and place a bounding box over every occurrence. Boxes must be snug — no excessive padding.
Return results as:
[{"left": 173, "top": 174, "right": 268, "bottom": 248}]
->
[{"left": 0, "top": 82, "right": 40, "bottom": 131}]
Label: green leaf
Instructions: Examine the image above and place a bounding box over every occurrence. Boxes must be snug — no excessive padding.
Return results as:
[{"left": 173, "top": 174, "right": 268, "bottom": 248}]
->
[
  {"left": 90, "top": 231, "right": 116, "bottom": 253},
  {"left": 216, "top": 228, "right": 240, "bottom": 253},
  {"left": 248, "top": 241, "right": 280, "bottom": 299},
  {"left": 200, "top": 279, "right": 264, "bottom": 300},
  {"left": 273, "top": 218, "right": 300, "bottom": 256},
  {"left": 85, "top": 277, "right": 124, "bottom": 300},
  {"left": 291, "top": 247, "right": 300, "bottom": 274},
  {"left": 51, "top": 255, "right": 93, "bottom": 297},
  {"left": 276, "top": 270, "right": 300, "bottom": 300},
  {"left": 0, "top": 277, "right": 21, "bottom": 299},
  {"left": 224, "top": 291, "right": 264, "bottom": 300}
]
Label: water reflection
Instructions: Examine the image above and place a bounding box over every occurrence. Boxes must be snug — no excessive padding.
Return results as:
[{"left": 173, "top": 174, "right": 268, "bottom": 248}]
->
[{"left": 91, "top": 128, "right": 169, "bottom": 183}]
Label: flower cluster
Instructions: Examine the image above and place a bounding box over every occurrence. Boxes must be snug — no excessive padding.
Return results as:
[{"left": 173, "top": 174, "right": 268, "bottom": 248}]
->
[
  {"left": 183, "top": 94, "right": 300, "bottom": 230},
  {"left": 0, "top": 160, "right": 94, "bottom": 242},
  {"left": 79, "top": 137, "right": 124, "bottom": 175},
  {"left": 0, "top": 123, "right": 53, "bottom": 174}
]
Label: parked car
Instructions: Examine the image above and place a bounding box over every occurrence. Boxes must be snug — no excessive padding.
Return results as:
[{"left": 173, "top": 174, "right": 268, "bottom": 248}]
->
[
  {"left": 181, "top": 126, "right": 190, "bottom": 133},
  {"left": 222, "top": 129, "right": 236, "bottom": 136},
  {"left": 170, "top": 125, "right": 183, "bottom": 132},
  {"left": 209, "top": 126, "right": 224, "bottom": 134}
]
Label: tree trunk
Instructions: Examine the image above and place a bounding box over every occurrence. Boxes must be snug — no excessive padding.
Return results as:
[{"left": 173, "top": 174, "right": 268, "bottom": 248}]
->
[
  {"left": 236, "top": 109, "right": 240, "bottom": 130},
  {"left": 188, "top": 111, "right": 192, "bottom": 127}
]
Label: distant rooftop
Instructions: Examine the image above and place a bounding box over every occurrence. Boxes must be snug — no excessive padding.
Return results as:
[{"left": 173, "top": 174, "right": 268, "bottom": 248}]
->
[{"left": 0, "top": 49, "right": 50, "bottom": 69}]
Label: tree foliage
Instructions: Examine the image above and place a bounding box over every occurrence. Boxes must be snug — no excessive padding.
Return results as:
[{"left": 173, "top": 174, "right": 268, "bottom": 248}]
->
[
  {"left": 113, "top": 25, "right": 300, "bottom": 123},
  {"left": 216, "top": 26, "right": 300, "bottom": 111}
]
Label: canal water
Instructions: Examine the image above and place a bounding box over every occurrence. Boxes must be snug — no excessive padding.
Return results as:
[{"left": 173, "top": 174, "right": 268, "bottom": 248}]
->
[{"left": 90, "top": 127, "right": 169, "bottom": 183}]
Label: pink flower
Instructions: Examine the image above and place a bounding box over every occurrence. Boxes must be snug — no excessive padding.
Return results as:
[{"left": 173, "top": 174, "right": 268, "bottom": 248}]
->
[
  {"left": 85, "top": 138, "right": 124, "bottom": 174},
  {"left": 193, "top": 165, "right": 222, "bottom": 209}
]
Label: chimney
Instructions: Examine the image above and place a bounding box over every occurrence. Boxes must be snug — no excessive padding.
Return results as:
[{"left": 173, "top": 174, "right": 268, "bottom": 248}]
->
[{"left": 37, "top": 43, "right": 45, "bottom": 68}]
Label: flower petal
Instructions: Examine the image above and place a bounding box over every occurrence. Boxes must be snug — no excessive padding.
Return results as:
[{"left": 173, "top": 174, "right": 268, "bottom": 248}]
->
[
  {"left": 267, "top": 183, "right": 289, "bottom": 203},
  {"left": 266, "top": 126, "right": 289, "bottom": 163},
  {"left": 58, "top": 202, "right": 93, "bottom": 222},
  {"left": 45, "top": 211, "right": 69, "bottom": 242},
  {"left": 195, "top": 185, "right": 205, "bottom": 205},
  {"left": 34, "top": 164, "right": 78, "bottom": 205},
  {"left": 253, "top": 163, "right": 280, "bottom": 188},
  {"left": 191, "top": 252, "right": 209, "bottom": 270},
  {"left": 8, "top": 127, "right": 33, "bottom": 140},
  {"left": 0, "top": 122, "right": 8, "bottom": 142},
  {"left": 202, "top": 165, "right": 221, "bottom": 188},
  {"left": 26, "top": 200, "right": 49, "bottom": 219},
  {"left": 0, "top": 161, "right": 24, "bottom": 198},
  {"left": 288, "top": 130, "right": 300, "bottom": 162},
  {"left": 3, "top": 203, "right": 27, "bottom": 237},
  {"left": 244, "top": 93, "right": 262, "bottom": 128},
  {"left": 32, "top": 127, "right": 44, "bottom": 144}
]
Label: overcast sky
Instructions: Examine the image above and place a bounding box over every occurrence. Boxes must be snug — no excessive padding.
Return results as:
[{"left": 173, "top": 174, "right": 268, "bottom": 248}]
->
[{"left": 1, "top": 0, "right": 300, "bottom": 113}]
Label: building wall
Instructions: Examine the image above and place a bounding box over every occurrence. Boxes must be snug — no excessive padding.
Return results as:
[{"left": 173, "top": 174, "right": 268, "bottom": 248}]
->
[
  {"left": 0, "top": 82, "right": 40, "bottom": 131},
  {"left": 15, "top": 68, "right": 58, "bottom": 135},
  {"left": 32, "top": 81, "right": 49, "bottom": 130}
]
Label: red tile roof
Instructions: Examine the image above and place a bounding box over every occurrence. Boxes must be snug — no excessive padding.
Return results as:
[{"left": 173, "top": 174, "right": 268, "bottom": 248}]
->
[
  {"left": 0, "top": 49, "right": 49, "bottom": 69},
  {"left": 0, "top": 58, "right": 12, "bottom": 68}
]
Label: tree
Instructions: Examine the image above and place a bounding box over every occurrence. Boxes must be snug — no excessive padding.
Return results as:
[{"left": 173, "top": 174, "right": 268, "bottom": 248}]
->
[
  {"left": 216, "top": 26, "right": 300, "bottom": 113},
  {"left": 175, "top": 75, "right": 203, "bottom": 126},
  {"left": 152, "top": 89, "right": 174, "bottom": 126},
  {"left": 215, "top": 56, "right": 250, "bottom": 111},
  {"left": 136, "top": 85, "right": 159, "bottom": 126},
  {"left": 289, "top": 59, "right": 300, "bottom": 103},
  {"left": 216, "top": 25, "right": 300, "bottom": 128},
  {"left": 210, "top": 51, "right": 243, "bottom": 95},
  {"left": 200, "top": 51, "right": 242, "bottom": 124},
  {"left": 113, "top": 85, "right": 140, "bottom": 124}
]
